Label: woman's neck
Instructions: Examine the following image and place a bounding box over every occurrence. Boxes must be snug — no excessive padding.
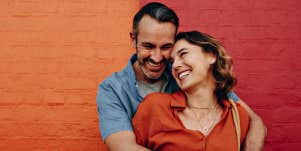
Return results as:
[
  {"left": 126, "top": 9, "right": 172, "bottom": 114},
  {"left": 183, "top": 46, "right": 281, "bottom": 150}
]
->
[{"left": 184, "top": 77, "right": 217, "bottom": 108}]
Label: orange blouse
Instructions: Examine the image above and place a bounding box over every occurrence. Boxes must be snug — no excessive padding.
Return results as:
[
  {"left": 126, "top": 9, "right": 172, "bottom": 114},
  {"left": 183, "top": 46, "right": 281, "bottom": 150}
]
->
[{"left": 132, "top": 91, "right": 249, "bottom": 151}]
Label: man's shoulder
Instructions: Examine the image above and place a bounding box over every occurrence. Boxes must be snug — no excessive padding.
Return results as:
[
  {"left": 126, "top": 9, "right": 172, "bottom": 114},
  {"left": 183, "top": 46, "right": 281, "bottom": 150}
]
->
[
  {"left": 99, "top": 59, "right": 135, "bottom": 87},
  {"left": 99, "top": 70, "right": 127, "bottom": 88},
  {"left": 101, "top": 72, "right": 122, "bottom": 83}
]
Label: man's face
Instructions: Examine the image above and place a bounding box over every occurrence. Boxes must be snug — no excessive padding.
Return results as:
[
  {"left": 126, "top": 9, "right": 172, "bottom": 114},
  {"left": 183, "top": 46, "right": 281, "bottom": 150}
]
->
[{"left": 133, "top": 15, "right": 177, "bottom": 83}]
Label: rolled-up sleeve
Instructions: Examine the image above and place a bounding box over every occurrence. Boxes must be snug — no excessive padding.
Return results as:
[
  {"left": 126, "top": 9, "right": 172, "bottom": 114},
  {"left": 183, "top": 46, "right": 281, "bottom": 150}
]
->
[{"left": 96, "top": 80, "right": 133, "bottom": 141}]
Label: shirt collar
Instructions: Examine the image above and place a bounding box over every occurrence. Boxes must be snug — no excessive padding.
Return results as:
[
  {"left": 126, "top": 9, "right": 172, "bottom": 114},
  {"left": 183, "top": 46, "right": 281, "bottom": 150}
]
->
[
  {"left": 124, "top": 54, "right": 140, "bottom": 85},
  {"left": 170, "top": 91, "right": 187, "bottom": 110},
  {"left": 170, "top": 91, "right": 231, "bottom": 110},
  {"left": 122, "top": 54, "right": 140, "bottom": 100}
]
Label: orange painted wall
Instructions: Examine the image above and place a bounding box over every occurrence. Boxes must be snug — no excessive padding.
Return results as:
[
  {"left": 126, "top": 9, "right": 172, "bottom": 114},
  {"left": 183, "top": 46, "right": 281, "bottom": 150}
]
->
[{"left": 0, "top": 0, "right": 139, "bottom": 150}]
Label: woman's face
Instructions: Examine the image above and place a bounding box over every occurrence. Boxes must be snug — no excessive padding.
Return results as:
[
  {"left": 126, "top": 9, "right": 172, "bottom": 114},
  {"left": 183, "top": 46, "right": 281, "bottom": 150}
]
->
[{"left": 171, "top": 39, "right": 216, "bottom": 91}]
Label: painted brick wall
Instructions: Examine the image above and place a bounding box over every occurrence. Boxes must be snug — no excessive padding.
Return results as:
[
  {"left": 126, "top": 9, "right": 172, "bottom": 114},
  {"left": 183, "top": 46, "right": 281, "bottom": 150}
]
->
[
  {"left": 0, "top": 0, "right": 138, "bottom": 150},
  {"left": 1, "top": 0, "right": 300, "bottom": 150},
  {"left": 141, "top": 0, "right": 301, "bottom": 151}
]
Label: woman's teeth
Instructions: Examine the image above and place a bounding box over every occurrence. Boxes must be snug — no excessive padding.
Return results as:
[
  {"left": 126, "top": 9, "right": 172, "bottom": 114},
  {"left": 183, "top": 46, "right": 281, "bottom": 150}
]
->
[{"left": 179, "top": 70, "right": 191, "bottom": 79}]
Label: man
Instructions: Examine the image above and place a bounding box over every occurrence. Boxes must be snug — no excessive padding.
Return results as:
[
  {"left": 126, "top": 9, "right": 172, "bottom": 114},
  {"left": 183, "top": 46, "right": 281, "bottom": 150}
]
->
[{"left": 97, "top": 2, "right": 266, "bottom": 151}]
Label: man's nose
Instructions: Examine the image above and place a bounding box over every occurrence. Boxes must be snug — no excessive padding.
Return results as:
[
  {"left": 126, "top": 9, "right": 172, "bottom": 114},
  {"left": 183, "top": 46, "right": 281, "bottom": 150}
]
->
[{"left": 150, "top": 48, "right": 163, "bottom": 62}]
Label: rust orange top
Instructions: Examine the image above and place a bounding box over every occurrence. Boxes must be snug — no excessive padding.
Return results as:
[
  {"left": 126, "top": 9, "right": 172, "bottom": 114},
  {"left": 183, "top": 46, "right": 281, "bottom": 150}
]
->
[{"left": 132, "top": 91, "right": 249, "bottom": 151}]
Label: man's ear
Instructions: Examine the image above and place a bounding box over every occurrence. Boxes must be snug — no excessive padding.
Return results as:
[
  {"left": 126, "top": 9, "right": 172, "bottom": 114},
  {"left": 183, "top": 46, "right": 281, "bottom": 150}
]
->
[{"left": 130, "top": 32, "right": 136, "bottom": 47}]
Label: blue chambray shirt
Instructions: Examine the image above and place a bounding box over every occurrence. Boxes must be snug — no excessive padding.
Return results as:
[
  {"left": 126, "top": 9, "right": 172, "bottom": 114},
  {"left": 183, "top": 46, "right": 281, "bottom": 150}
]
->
[{"left": 96, "top": 54, "right": 240, "bottom": 140}]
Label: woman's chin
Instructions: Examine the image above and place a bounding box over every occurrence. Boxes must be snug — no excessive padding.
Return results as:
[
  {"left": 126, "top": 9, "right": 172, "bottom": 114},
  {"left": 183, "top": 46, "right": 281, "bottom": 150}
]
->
[{"left": 179, "top": 84, "right": 189, "bottom": 91}]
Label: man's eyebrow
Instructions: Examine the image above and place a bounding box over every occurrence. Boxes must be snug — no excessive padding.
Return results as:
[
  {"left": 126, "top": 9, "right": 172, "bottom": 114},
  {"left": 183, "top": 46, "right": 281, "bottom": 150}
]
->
[
  {"left": 141, "top": 42, "right": 154, "bottom": 45},
  {"left": 162, "top": 43, "right": 173, "bottom": 46},
  {"left": 160, "top": 43, "right": 173, "bottom": 48}
]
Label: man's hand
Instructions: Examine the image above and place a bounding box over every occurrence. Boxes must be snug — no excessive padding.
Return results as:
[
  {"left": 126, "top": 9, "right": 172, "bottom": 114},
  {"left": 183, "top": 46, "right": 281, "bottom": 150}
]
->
[
  {"left": 105, "top": 131, "right": 151, "bottom": 151},
  {"left": 238, "top": 100, "right": 267, "bottom": 151}
]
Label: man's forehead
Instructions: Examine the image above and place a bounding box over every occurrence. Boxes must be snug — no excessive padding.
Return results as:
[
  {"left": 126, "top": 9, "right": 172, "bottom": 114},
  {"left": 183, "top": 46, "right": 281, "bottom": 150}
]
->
[{"left": 137, "top": 16, "right": 176, "bottom": 34}]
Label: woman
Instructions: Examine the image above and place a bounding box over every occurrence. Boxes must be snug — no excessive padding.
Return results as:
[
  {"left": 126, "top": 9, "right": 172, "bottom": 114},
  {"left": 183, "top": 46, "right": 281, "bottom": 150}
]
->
[{"left": 132, "top": 31, "right": 249, "bottom": 151}]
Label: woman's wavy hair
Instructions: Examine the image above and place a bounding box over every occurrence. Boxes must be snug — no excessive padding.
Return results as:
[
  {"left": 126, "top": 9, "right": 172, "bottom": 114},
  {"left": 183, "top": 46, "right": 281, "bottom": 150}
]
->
[{"left": 175, "top": 31, "right": 237, "bottom": 102}]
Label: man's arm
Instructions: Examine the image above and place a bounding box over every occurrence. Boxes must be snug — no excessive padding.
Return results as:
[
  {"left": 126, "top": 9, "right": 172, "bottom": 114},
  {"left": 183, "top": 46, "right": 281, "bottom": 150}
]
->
[
  {"left": 97, "top": 80, "right": 150, "bottom": 151},
  {"left": 238, "top": 100, "right": 267, "bottom": 151},
  {"left": 105, "top": 131, "right": 151, "bottom": 151}
]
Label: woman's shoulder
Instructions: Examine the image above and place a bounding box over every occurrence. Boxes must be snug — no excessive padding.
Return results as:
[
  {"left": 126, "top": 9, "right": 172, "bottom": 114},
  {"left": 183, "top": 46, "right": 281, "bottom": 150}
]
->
[
  {"left": 235, "top": 102, "right": 250, "bottom": 140},
  {"left": 139, "top": 92, "right": 173, "bottom": 110},
  {"left": 144, "top": 92, "right": 172, "bottom": 100},
  {"left": 223, "top": 100, "right": 249, "bottom": 120},
  {"left": 236, "top": 103, "right": 250, "bottom": 121},
  {"left": 223, "top": 100, "right": 250, "bottom": 128},
  {"left": 133, "top": 92, "right": 174, "bottom": 125}
]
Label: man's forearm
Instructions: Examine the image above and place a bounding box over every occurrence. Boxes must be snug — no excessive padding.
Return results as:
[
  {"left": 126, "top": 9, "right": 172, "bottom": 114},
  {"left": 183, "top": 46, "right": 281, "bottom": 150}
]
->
[
  {"left": 243, "top": 115, "right": 266, "bottom": 151},
  {"left": 105, "top": 131, "right": 151, "bottom": 151},
  {"left": 107, "top": 143, "right": 150, "bottom": 151},
  {"left": 238, "top": 100, "right": 266, "bottom": 151}
]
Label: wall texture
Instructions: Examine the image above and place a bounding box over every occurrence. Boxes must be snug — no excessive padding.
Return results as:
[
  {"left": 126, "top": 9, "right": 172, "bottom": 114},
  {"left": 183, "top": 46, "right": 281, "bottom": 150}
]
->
[
  {"left": 1, "top": 0, "right": 300, "bottom": 150},
  {"left": 0, "top": 0, "right": 138, "bottom": 150},
  {"left": 141, "top": 0, "right": 301, "bottom": 151}
]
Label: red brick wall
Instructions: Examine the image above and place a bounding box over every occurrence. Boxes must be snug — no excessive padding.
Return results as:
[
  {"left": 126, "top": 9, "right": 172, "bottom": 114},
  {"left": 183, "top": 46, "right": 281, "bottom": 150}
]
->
[
  {"left": 141, "top": 0, "right": 301, "bottom": 150},
  {"left": 1, "top": 0, "right": 300, "bottom": 150},
  {"left": 0, "top": 0, "right": 138, "bottom": 150}
]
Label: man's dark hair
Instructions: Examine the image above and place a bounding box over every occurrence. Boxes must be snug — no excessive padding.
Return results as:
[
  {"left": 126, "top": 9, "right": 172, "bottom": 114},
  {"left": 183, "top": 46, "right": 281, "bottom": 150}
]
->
[{"left": 132, "top": 2, "right": 179, "bottom": 38}]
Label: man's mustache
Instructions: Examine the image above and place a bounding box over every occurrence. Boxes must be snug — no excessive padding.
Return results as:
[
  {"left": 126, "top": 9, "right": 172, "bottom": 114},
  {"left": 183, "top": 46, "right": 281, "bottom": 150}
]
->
[{"left": 144, "top": 57, "right": 169, "bottom": 65}]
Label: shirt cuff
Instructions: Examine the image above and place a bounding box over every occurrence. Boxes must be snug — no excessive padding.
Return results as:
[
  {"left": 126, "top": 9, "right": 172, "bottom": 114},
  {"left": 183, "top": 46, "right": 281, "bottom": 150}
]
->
[
  {"left": 227, "top": 91, "right": 240, "bottom": 102},
  {"left": 101, "top": 124, "right": 133, "bottom": 141}
]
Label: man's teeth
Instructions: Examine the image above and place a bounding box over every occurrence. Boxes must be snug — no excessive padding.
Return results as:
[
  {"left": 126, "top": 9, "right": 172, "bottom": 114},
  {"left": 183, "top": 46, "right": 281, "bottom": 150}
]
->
[
  {"left": 179, "top": 71, "right": 191, "bottom": 79},
  {"left": 148, "top": 61, "right": 161, "bottom": 66}
]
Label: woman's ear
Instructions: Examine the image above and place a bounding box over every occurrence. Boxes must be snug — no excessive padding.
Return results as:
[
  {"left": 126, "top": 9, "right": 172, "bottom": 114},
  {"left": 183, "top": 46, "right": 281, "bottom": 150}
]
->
[{"left": 209, "top": 52, "right": 217, "bottom": 64}]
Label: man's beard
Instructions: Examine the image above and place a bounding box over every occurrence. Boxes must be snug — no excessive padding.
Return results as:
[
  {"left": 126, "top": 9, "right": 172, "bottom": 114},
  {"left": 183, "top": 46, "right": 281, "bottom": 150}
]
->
[{"left": 138, "top": 57, "right": 169, "bottom": 81}]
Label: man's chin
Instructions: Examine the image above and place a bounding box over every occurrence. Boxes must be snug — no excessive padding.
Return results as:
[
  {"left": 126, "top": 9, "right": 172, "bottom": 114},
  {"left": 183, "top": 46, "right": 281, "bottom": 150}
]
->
[{"left": 144, "top": 71, "right": 164, "bottom": 82}]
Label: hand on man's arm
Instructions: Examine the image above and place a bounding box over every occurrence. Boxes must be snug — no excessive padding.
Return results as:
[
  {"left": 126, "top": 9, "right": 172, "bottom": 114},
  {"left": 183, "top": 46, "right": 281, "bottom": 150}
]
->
[
  {"left": 238, "top": 100, "right": 267, "bottom": 151},
  {"left": 105, "top": 131, "right": 151, "bottom": 151}
]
